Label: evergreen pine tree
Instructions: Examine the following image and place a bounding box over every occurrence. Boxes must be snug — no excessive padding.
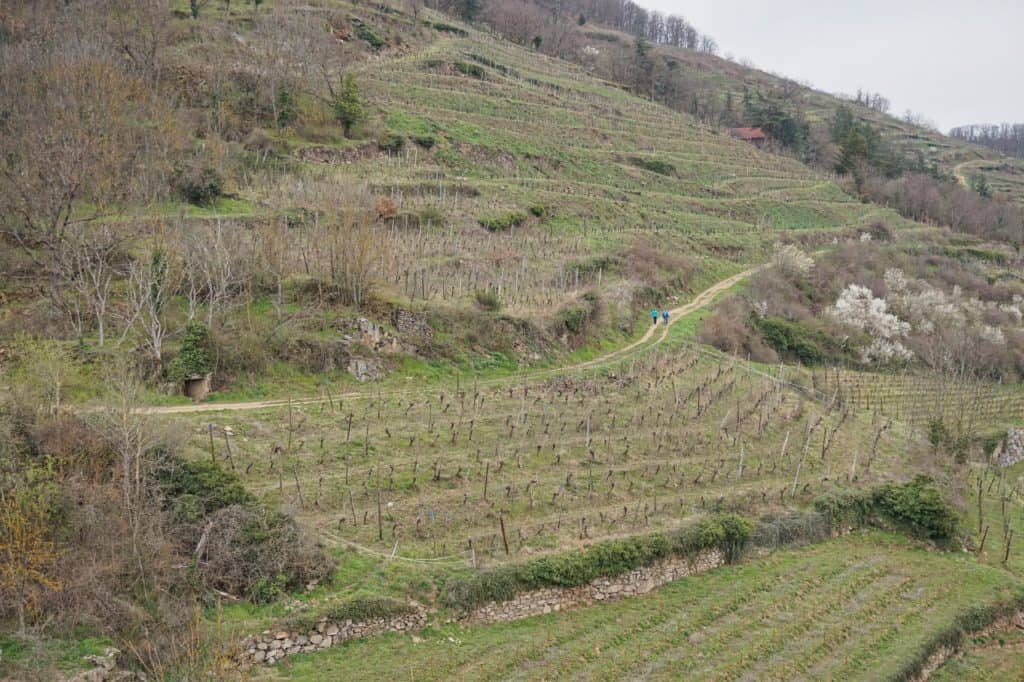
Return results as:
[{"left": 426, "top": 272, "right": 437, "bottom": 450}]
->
[{"left": 332, "top": 74, "right": 364, "bottom": 138}]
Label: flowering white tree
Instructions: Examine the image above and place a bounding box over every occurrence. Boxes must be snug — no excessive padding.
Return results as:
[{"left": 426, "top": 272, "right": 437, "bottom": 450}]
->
[
  {"left": 885, "top": 268, "right": 1014, "bottom": 345},
  {"left": 830, "top": 284, "right": 913, "bottom": 362},
  {"left": 772, "top": 244, "right": 814, "bottom": 279}
]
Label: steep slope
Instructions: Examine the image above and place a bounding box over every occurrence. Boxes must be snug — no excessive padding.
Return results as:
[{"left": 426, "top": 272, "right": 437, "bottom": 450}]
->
[{"left": 572, "top": 21, "right": 1024, "bottom": 208}]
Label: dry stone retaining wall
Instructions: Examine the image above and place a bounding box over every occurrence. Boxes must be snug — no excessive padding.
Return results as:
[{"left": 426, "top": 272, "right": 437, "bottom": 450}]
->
[
  {"left": 238, "top": 608, "right": 427, "bottom": 667},
  {"left": 465, "top": 548, "right": 726, "bottom": 624},
  {"left": 238, "top": 548, "right": 725, "bottom": 667},
  {"left": 996, "top": 428, "right": 1023, "bottom": 467}
]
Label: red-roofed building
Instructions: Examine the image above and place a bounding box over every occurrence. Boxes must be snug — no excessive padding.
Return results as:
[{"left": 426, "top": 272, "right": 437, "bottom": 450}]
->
[{"left": 728, "top": 127, "right": 768, "bottom": 148}]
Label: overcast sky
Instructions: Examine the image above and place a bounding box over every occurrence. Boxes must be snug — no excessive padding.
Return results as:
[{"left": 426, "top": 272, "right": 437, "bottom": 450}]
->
[{"left": 639, "top": 0, "right": 1022, "bottom": 132}]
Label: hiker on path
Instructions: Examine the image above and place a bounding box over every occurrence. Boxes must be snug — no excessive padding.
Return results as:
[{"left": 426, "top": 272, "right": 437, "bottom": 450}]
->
[
  {"left": 652, "top": 309, "right": 659, "bottom": 325},
  {"left": 662, "top": 309, "right": 670, "bottom": 324}
]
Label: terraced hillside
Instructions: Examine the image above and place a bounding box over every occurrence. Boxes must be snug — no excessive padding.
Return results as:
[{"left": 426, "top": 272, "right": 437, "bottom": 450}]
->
[
  {"left": 573, "top": 21, "right": 1024, "bottom": 209},
  {"left": 169, "top": 336, "right": 914, "bottom": 563},
  {"left": 269, "top": 532, "right": 1019, "bottom": 681},
  {"left": 5, "top": 4, "right": 1024, "bottom": 680},
  {"left": 175, "top": 1, "right": 895, "bottom": 325}
]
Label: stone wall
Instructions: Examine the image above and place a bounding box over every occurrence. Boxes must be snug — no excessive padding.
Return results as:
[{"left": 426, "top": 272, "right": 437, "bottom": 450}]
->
[
  {"left": 913, "top": 608, "right": 1024, "bottom": 681},
  {"left": 996, "top": 428, "right": 1024, "bottom": 468},
  {"left": 237, "top": 608, "right": 427, "bottom": 667},
  {"left": 238, "top": 549, "right": 725, "bottom": 667},
  {"left": 465, "top": 549, "right": 726, "bottom": 624}
]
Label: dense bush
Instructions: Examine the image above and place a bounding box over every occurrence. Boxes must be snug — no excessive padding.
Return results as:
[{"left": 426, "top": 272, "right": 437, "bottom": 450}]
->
[
  {"left": 474, "top": 288, "right": 502, "bottom": 311},
  {"left": 274, "top": 86, "right": 298, "bottom": 128},
  {"left": 173, "top": 164, "right": 224, "bottom": 206},
  {"left": 431, "top": 22, "right": 468, "bottom": 37},
  {"left": 629, "top": 156, "right": 675, "bottom": 176},
  {"left": 558, "top": 305, "right": 589, "bottom": 334},
  {"left": 454, "top": 61, "right": 486, "bottom": 79},
  {"left": 377, "top": 132, "right": 405, "bottom": 153},
  {"left": 478, "top": 211, "right": 527, "bottom": 232},
  {"left": 411, "top": 134, "right": 437, "bottom": 149},
  {"left": 153, "top": 453, "right": 334, "bottom": 602},
  {"left": 814, "top": 476, "right": 959, "bottom": 543},
  {"left": 871, "top": 475, "right": 959, "bottom": 542},
  {"left": 356, "top": 23, "right": 385, "bottom": 49},
  {"left": 166, "top": 322, "right": 213, "bottom": 383},
  {"left": 153, "top": 453, "right": 254, "bottom": 523},
  {"left": 199, "top": 504, "right": 334, "bottom": 602},
  {"left": 332, "top": 74, "right": 364, "bottom": 137},
  {"left": 754, "top": 316, "right": 831, "bottom": 365}
]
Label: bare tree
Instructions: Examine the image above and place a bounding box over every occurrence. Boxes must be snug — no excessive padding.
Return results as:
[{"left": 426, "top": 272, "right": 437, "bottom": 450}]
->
[
  {"left": 56, "top": 224, "right": 125, "bottom": 346},
  {"left": 91, "top": 363, "right": 163, "bottom": 574},
  {"left": 125, "top": 247, "right": 180, "bottom": 369},
  {"left": 0, "top": 14, "right": 174, "bottom": 263},
  {"left": 181, "top": 221, "right": 247, "bottom": 329}
]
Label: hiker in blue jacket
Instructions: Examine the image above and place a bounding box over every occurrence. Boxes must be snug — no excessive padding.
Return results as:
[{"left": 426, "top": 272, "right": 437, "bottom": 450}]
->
[
  {"left": 662, "top": 309, "right": 670, "bottom": 324},
  {"left": 651, "top": 309, "right": 659, "bottom": 325}
]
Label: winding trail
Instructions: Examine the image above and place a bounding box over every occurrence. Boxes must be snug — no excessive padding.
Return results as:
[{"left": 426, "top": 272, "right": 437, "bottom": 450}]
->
[{"left": 138, "top": 266, "right": 759, "bottom": 415}]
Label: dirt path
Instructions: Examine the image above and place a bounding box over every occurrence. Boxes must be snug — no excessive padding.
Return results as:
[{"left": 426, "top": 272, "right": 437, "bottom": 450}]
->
[
  {"left": 953, "top": 159, "right": 986, "bottom": 188},
  {"left": 138, "top": 266, "right": 758, "bottom": 415}
]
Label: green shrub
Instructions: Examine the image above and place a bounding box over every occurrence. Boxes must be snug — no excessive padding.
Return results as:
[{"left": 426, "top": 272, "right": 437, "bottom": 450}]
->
[
  {"left": 574, "top": 255, "right": 617, "bottom": 278},
  {"left": 173, "top": 165, "right": 224, "bottom": 206},
  {"left": 432, "top": 22, "right": 468, "bottom": 37},
  {"left": 200, "top": 504, "right": 335, "bottom": 602},
  {"left": 478, "top": 211, "right": 527, "bottom": 232},
  {"left": 469, "top": 54, "right": 512, "bottom": 76},
  {"left": 558, "top": 306, "right": 589, "bottom": 334},
  {"left": 815, "top": 478, "right": 959, "bottom": 543},
  {"left": 871, "top": 475, "right": 959, "bottom": 542},
  {"left": 454, "top": 61, "right": 486, "bottom": 79},
  {"left": 166, "top": 322, "right": 214, "bottom": 383},
  {"left": 717, "top": 514, "right": 754, "bottom": 563},
  {"left": 754, "top": 316, "right": 827, "bottom": 365},
  {"left": 813, "top": 490, "right": 872, "bottom": 529},
  {"left": 356, "top": 23, "right": 385, "bottom": 49},
  {"left": 411, "top": 134, "right": 437, "bottom": 149},
  {"left": 474, "top": 289, "right": 501, "bottom": 311},
  {"left": 378, "top": 132, "right": 405, "bottom": 153},
  {"left": 629, "top": 157, "right": 676, "bottom": 176},
  {"left": 250, "top": 574, "right": 290, "bottom": 604},
  {"left": 154, "top": 453, "right": 254, "bottom": 523},
  {"left": 528, "top": 204, "right": 546, "bottom": 218},
  {"left": 274, "top": 86, "right": 298, "bottom": 128}
]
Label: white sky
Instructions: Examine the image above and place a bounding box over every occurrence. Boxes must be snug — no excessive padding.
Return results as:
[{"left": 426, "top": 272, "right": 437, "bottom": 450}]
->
[{"left": 639, "top": 0, "right": 1023, "bottom": 132}]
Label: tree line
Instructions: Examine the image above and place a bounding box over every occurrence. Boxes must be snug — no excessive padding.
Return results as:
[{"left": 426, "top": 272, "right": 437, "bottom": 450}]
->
[
  {"left": 429, "top": 0, "right": 717, "bottom": 53},
  {"left": 950, "top": 123, "right": 1024, "bottom": 159}
]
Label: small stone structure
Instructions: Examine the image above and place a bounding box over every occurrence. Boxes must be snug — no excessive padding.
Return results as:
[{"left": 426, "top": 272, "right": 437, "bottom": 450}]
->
[
  {"left": 392, "top": 308, "right": 433, "bottom": 338},
  {"left": 65, "top": 648, "right": 140, "bottom": 682},
  {"left": 465, "top": 549, "right": 725, "bottom": 624},
  {"left": 238, "top": 607, "right": 427, "bottom": 667},
  {"left": 348, "top": 357, "right": 386, "bottom": 382},
  {"left": 994, "top": 428, "right": 1024, "bottom": 468},
  {"left": 183, "top": 373, "right": 212, "bottom": 402}
]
